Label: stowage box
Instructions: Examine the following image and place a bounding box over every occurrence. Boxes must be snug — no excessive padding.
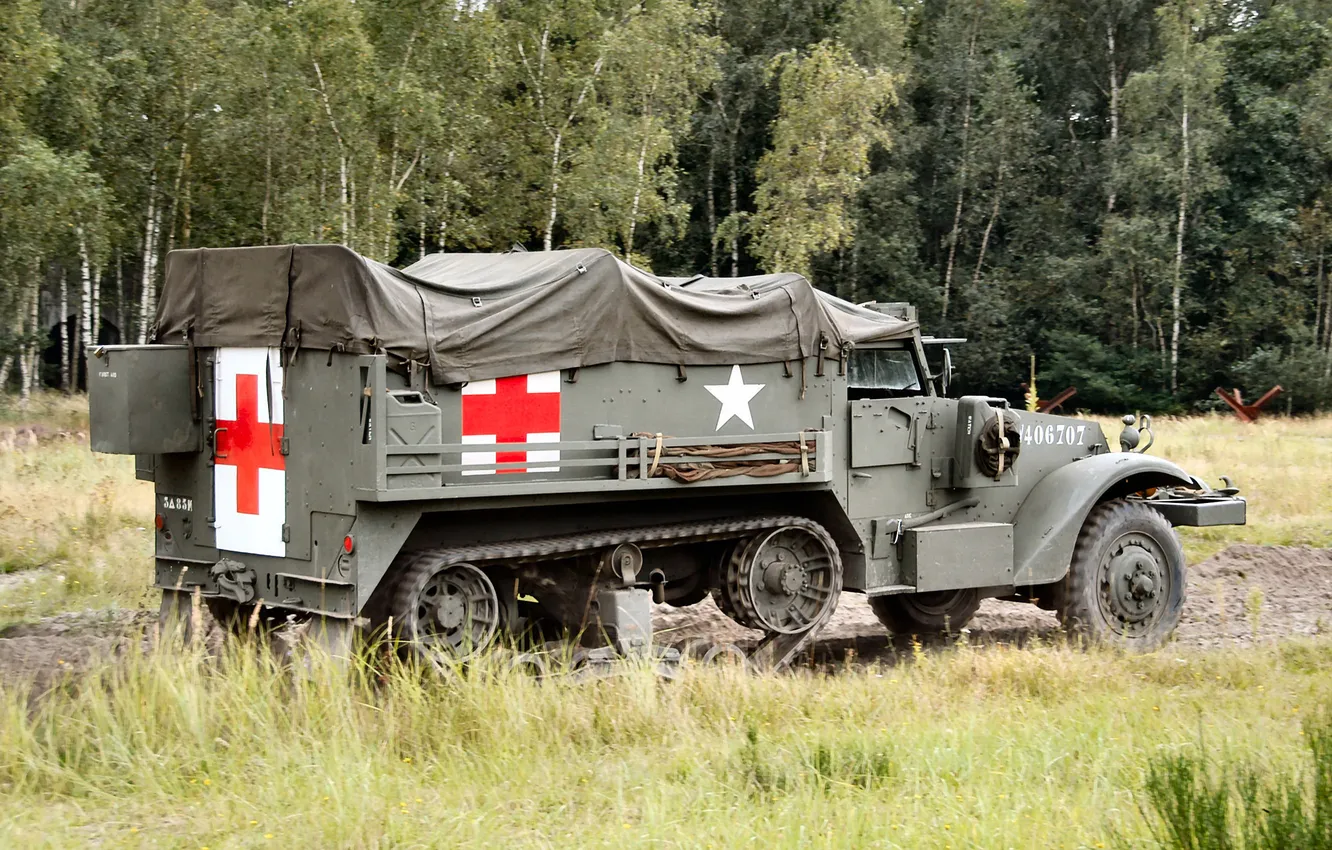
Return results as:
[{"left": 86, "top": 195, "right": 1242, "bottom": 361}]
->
[
  {"left": 902, "top": 521, "right": 1015, "bottom": 592},
  {"left": 88, "top": 345, "right": 201, "bottom": 454}
]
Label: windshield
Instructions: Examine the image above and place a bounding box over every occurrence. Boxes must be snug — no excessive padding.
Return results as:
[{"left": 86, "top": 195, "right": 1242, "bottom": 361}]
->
[{"left": 848, "top": 348, "right": 922, "bottom": 394}]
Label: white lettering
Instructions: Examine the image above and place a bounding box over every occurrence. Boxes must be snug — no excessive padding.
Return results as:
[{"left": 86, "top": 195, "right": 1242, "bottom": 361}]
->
[{"left": 1016, "top": 421, "right": 1094, "bottom": 446}]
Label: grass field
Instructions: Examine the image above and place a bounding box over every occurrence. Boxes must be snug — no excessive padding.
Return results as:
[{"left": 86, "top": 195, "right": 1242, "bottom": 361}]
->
[
  {"left": 0, "top": 635, "right": 1330, "bottom": 849},
  {"left": 1, "top": 394, "right": 1331, "bottom": 848}
]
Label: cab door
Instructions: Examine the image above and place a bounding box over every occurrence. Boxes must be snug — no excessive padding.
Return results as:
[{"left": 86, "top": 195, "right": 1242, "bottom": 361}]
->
[
  {"left": 843, "top": 346, "right": 938, "bottom": 521},
  {"left": 847, "top": 397, "right": 936, "bottom": 520}
]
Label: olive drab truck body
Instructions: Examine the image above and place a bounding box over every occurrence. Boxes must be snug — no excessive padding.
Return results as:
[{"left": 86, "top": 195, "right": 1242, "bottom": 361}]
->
[{"left": 89, "top": 245, "right": 1246, "bottom": 666}]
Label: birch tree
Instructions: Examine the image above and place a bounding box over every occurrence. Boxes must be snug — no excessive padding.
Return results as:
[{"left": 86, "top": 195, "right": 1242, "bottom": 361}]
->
[
  {"left": 966, "top": 55, "right": 1039, "bottom": 294},
  {"left": 368, "top": 2, "right": 514, "bottom": 256},
  {"left": 915, "top": 0, "right": 1027, "bottom": 320},
  {"left": 1299, "top": 61, "right": 1332, "bottom": 371},
  {"left": 1120, "top": 0, "right": 1226, "bottom": 394},
  {"left": 291, "top": 0, "right": 376, "bottom": 253},
  {"left": 749, "top": 41, "right": 896, "bottom": 277},
  {"left": 0, "top": 141, "right": 105, "bottom": 403},
  {"left": 506, "top": 0, "right": 639, "bottom": 251},
  {"left": 567, "top": 0, "right": 719, "bottom": 263}
]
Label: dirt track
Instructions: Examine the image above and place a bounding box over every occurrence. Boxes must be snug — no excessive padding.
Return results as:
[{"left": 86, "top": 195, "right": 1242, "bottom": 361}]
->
[
  {"left": 3, "top": 544, "right": 1331, "bottom": 692},
  {"left": 653, "top": 544, "right": 1332, "bottom": 660},
  {"left": 658, "top": 543, "right": 1332, "bottom": 657}
]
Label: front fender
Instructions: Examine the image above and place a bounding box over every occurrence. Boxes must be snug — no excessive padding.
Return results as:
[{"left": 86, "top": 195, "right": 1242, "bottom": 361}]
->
[{"left": 1011, "top": 453, "right": 1193, "bottom": 586}]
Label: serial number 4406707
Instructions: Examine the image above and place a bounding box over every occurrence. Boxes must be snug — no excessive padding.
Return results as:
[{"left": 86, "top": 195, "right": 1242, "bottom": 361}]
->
[{"left": 160, "top": 495, "right": 193, "bottom": 512}]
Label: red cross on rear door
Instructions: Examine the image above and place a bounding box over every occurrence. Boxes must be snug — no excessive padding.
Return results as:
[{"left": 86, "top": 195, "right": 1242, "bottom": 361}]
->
[{"left": 213, "top": 347, "right": 287, "bottom": 557}]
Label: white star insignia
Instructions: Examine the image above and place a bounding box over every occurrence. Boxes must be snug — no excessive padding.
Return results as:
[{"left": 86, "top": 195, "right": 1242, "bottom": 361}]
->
[{"left": 705, "top": 365, "right": 765, "bottom": 431}]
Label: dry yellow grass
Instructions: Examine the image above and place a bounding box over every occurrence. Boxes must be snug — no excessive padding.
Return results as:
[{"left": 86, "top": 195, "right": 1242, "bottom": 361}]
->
[
  {"left": 0, "top": 393, "right": 154, "bottom": 623},
  {"left": 1087, "top": 413, "right": 1332, "bottom": 561},
  {"left": 0, "top": 628, "right": 1329, "bottom": 849}
]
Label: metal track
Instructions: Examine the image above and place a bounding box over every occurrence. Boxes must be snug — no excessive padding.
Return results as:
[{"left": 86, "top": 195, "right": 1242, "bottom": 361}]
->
[{"left": 388, "top": 514, "right": 841, "bottom": 673}]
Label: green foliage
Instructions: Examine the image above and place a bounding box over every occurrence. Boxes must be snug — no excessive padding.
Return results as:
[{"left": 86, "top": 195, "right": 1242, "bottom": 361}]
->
[
  {"left": 1141, "top": 710, "right": 1332, "bottom": 850},
  {"left": 749, "top": 40, "right": 897, "bottom": 277},
  {"left": 1144, "top": 749, "right": 1237, "bottom": 850},
  {"left": 0, "top": 0, "right": 58, "bottom": 139},
  {"left": 1042, "top": 330, "right": 1178, "bottom": 412},
  {"left": 2, "top": 0, "right": 1332, "bottom": 409},
  {"left": 1235, "top": 341, "right": 1332, "bottom": 413}
]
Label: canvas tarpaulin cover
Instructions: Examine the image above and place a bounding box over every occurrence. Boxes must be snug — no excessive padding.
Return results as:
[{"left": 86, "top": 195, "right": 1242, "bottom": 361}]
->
[{"left": 156, "top": 244, "right": 916, "bottom": 384}]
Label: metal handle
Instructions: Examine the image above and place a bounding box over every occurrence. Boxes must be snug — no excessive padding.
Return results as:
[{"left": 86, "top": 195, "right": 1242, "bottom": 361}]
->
[
  {"left": 852, "top": 472, "right": 873, "bottom": 479},
  {"left": 213, "top": 427, "right": 229, "bottom": 459},
  {"left": 909, "top": 413, "right": 924, "bottom": 468}
]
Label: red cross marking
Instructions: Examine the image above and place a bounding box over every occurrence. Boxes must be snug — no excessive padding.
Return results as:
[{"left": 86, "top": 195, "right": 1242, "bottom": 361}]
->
[
  {"left": 215, "top": 373, "right": 285, "bottom": 514},
  {"left": 462, "top": 375, "right": 560, "bottom": 473}
]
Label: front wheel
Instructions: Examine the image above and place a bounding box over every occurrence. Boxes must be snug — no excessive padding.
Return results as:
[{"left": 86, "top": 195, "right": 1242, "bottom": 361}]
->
[
  {"left": 869, "top": 589, "right": 981, "bottom": 636},
  {"left": 1057, "top": 499, "right": 1185, "bottom": 651}
]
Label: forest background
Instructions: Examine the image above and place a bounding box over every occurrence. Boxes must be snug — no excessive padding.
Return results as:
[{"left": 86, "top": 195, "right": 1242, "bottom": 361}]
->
[{"left": 4, "top": 0, "right": 1332, "bottom": 413}]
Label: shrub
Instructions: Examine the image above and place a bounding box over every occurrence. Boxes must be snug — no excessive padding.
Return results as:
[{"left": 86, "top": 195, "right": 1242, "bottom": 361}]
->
[{"left": 1141, "top": 710, "right": 1332, "bottom": 849}]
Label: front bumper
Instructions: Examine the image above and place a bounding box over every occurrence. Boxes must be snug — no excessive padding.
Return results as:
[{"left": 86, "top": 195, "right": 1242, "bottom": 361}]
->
[{"left": 1144, "top": 494, "right": 1247, "bottom": 527}]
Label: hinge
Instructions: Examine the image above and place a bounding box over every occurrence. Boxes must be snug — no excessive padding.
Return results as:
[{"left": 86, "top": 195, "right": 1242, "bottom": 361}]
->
[
  {"left": 281, "top": 524, "right": 291, "bottom": 543},
  {"left": 280, "top": 437, "right": 290, "bottom": 456}
]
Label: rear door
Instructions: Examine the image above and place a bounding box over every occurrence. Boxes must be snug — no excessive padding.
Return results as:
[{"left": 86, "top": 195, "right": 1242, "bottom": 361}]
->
[{"left": 212, "top": 347, "right": 286, "bottom": 557}]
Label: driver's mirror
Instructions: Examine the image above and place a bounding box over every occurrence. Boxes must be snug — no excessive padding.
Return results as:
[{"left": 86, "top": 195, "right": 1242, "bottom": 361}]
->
[{"left": 941, "top": 348, "right": 954, "bottom": 396}]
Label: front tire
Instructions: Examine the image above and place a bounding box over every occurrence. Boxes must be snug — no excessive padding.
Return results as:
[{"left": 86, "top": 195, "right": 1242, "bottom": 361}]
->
[
  {"left": 869, "top": 589, "right": 981, "bottom": 636},
  {"left": 1056, "top": 499, "right": 1185, "bottom": 651}
]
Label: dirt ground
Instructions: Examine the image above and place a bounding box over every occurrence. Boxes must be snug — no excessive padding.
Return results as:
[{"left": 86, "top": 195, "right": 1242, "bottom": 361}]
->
[
  {"left": 3, "top": 544, "right": 1331, "bottom": 692},
  {"left": 655, "top": 543, "right": 1332, "bottom": 663}
]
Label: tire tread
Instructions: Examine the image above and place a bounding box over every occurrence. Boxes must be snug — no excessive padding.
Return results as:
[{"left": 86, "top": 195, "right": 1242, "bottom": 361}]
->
[{"left": 1056, "top": 498, "right": 1186, "bottom": 651}]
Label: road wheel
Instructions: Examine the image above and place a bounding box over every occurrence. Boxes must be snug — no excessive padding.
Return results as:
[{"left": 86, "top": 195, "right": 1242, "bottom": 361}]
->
[
  {"left": 869, "top": 589, "right": 981, "bottom": 636},
  {"left": 716, "top": 524, "right": 842, "bottom": 634},
  {"left": 390, "top": 558, "right": 500, "bottom": 666},
  {"left": 1057, "top": 498, "right": 1185, "bottom": 651}
]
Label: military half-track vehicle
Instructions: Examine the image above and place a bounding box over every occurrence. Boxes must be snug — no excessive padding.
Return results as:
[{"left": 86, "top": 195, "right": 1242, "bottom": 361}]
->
[{"left": 89, "top": 245, "right": 1245, "bottom": 668}]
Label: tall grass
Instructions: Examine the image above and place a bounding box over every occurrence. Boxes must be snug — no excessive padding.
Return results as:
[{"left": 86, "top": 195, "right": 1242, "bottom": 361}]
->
[
  {"left": 2, "top": 635, "right": 1331, "bottom": 848},
  {"left": 1142, "top": 710, "right": 1332, "bottom": 849}
]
